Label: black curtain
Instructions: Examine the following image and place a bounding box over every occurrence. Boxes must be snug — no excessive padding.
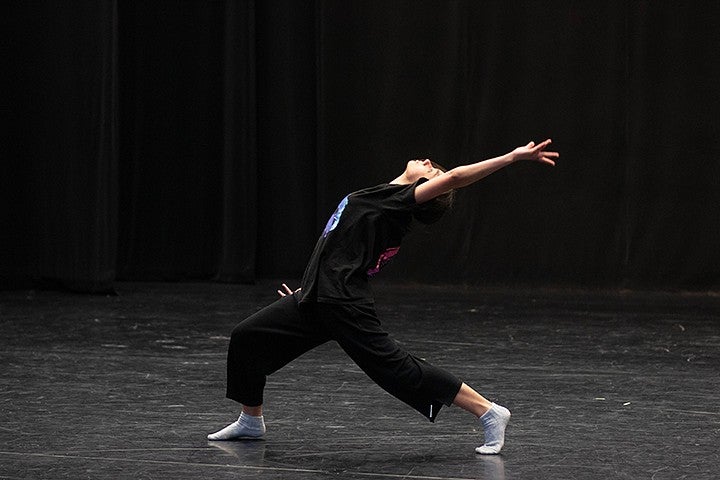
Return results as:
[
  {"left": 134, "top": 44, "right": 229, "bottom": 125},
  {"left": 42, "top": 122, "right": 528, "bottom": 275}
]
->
[
  {"left": 4, "top": 1, "right": 720, "bottom": 292},
  {"left": 117, "top": 1, "right": 247, "bottom": 281},
  {"left": 3, "top": 0, "right": 118, "bottom": 292}
]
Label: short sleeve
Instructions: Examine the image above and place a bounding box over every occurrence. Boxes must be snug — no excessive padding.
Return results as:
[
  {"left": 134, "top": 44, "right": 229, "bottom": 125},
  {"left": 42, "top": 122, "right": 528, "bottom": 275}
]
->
[{"left": 381, "top": 178, "right": 427, "bottom": 213}]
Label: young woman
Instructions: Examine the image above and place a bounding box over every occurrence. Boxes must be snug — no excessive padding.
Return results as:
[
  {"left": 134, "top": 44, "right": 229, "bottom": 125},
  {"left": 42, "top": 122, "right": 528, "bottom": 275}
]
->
[{"left": 208, "top": 139, "right": 559, "bottom": 455}]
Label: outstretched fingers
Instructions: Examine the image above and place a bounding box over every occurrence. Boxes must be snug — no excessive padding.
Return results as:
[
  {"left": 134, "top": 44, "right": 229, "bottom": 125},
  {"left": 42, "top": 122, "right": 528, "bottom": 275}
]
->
[
  {"left": 534, "top": 139, "right": 559, "bottom": 166},
  {"left": 533, "top": 138, "right": 552, "bottom": 151}
]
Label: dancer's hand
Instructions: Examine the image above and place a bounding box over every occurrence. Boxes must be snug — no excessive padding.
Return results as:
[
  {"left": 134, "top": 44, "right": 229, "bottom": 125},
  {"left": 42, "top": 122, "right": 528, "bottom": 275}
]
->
[
  {"left": 512, "top": 139, "right": 559, "bottom": 166},
  {"left": 277, "top": 283, "right": 300, "bottom": 297}
]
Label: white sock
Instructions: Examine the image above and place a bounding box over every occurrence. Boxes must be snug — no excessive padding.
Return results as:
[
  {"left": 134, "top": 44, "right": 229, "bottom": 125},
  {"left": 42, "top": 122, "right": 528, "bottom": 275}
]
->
[
  {"left": 475, "top": 403, "right": 511, "bottom": 455},
  {"left": 207, "top": 412, "right": 266, "bottom": 441}
]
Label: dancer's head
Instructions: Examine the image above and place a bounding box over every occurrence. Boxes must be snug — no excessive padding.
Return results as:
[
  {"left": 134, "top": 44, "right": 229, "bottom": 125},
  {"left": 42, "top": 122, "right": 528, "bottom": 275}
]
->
[
  {"left": 406, "top": 159, "right": 455, "bottom": 224},
  {"left": 404, "top": 159, "right": 444, "bottom": 182}
]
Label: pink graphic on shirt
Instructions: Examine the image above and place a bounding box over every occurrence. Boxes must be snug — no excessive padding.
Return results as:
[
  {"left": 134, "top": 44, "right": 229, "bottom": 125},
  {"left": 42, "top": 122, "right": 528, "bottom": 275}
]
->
[{"left": 367, "top": 247, "right": 400, "bottom": 276}]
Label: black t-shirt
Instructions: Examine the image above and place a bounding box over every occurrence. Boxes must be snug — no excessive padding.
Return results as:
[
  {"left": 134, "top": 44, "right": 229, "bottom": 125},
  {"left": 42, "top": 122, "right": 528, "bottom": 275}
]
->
[{"left": 298, "top": 179, "right": 426, "bottom": 304}]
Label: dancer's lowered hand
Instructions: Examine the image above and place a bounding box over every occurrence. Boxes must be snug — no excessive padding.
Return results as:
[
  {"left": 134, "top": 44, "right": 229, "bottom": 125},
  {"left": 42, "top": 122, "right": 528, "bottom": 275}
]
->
[{"left": 277, "top": 283, "right": 301, "bottom": 297}]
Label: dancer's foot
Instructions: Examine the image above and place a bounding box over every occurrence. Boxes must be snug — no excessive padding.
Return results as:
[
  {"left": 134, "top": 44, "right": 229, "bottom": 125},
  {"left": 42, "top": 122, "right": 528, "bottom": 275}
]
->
[
  {"left": 207, "top": 412, "right": 266, "bottom": 440},
  {"left": 475, "top": 403, "right": 510, "bottom": 454}
]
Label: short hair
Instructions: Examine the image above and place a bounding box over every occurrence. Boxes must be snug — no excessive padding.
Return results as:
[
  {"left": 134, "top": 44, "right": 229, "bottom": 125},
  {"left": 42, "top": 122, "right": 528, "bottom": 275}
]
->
[{"left": 413, "top": 160, "right": 455, "bottom": 225}]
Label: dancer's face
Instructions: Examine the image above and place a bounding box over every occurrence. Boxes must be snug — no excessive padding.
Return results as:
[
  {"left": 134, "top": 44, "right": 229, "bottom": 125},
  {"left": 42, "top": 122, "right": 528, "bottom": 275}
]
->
[{"left": 404, "top": 159, "right": 443, "bottom": 182}]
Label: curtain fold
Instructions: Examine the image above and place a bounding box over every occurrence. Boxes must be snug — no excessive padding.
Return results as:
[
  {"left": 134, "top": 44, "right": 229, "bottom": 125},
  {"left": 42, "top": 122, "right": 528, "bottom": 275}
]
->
[
  {"left": 215, "top": 0, "right": 258, "bottom": 283},
  {"left": 3, "top": 0, "right": 118, "bottom": 292}
]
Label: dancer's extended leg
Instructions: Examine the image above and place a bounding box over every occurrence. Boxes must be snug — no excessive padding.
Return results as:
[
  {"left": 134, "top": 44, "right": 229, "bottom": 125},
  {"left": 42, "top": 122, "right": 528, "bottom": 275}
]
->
[{"left": 208, "top": 295, "right": 328, "bottom": 441}]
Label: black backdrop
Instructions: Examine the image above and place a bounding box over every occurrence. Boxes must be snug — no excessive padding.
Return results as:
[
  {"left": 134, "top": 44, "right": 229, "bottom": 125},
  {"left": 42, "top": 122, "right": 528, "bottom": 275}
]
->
[{"left": 4, "top": 1, "right": 720, "bottom": 292}]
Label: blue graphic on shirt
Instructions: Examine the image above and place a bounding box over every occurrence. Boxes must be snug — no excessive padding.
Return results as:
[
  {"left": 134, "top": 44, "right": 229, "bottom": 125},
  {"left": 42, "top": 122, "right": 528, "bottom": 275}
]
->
[{"left": 322, "top": 195, "right": 348, "bottom": 237}]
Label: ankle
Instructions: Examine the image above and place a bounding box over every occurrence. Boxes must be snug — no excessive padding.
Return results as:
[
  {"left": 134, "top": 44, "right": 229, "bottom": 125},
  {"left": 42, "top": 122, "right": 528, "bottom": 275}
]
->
[
  {"left": 476, "top": 401, "right": 493, "bottom": 418},
  {"left": 242, "top": 405, "right": 263, "bottom": 416},
  {"left": 452, "top": 383, "right": 493, "bottom": 417}
]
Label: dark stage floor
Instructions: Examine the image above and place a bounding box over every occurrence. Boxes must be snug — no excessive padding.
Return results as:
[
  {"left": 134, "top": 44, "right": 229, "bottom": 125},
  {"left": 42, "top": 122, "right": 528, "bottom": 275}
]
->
[{"left": 1, "top": 282, "right": 719, "bottom": 479}]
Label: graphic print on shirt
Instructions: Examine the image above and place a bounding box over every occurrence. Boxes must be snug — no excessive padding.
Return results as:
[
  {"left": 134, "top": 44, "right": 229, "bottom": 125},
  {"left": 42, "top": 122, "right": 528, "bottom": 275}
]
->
[
  {"left": 367, "top": 246, "right": 400, "bottom": 276},
  {"left": 322, "top": 195, "right": 348, "bottom": 238}
]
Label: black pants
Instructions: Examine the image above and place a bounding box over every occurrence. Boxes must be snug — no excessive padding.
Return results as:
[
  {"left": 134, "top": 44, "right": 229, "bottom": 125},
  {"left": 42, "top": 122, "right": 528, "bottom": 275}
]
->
[{"left": 225, "top": 292, "right": 462, "bottom": 422}]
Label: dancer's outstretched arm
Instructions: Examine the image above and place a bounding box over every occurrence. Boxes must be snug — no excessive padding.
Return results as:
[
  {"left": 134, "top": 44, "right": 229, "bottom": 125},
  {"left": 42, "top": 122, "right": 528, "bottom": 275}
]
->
[{"left": 415, "top": 139, "right": 558, "bottom": 204}]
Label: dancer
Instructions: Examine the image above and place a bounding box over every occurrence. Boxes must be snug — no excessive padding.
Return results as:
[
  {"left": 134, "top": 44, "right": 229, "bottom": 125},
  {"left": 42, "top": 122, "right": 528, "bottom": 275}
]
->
[{"left": 208, "top": 139, "right": 559, "bottom": 454}]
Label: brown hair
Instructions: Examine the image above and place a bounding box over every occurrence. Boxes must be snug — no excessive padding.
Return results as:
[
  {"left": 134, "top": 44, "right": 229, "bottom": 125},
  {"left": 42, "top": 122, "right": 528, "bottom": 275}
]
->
[{"left": 413, "top": 160, "right": 455, "bottom": 225}]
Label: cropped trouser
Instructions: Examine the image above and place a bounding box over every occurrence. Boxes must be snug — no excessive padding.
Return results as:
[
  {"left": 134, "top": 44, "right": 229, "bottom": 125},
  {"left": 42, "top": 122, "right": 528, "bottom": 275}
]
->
[{"left": 225, "top": 292, "right": 462, "bottom": 422}]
